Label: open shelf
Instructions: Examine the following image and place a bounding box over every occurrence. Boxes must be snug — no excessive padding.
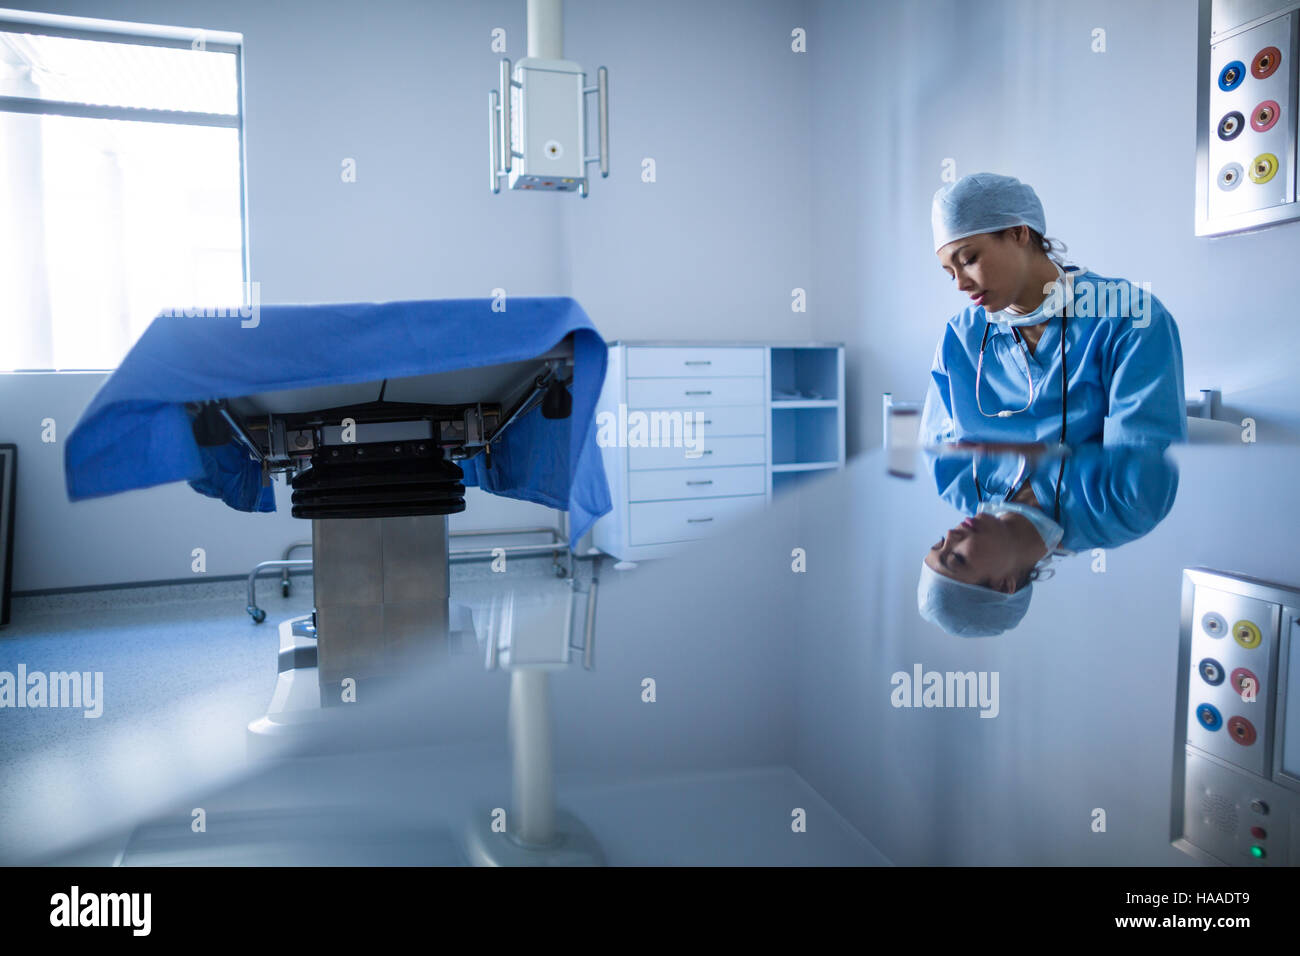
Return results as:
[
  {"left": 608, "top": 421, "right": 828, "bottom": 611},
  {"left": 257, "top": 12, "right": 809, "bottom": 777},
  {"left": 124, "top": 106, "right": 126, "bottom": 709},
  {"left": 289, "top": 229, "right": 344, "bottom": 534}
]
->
[
  {"left": 773, "top": 467, "right": 834, "bottom": 497},
  {"left": 771, "top": 347, "right": 839, "bottom": 403},
  {"left": 772, "top": 405, "right": 838, "bottom": 467},
  {"left": 772, "top": 461, "right": 838, "bottom": 472}
]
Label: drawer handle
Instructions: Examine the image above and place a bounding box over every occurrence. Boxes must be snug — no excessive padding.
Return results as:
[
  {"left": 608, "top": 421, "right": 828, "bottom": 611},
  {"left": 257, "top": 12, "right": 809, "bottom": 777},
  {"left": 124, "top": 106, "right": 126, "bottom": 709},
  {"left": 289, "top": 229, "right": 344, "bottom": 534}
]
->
[
  {"left": 684, "top": 360, "right": 712, "bottom": 366},
  {"left": 686, "top": 479, "right": 713, "bottom": 486},
  {"left": 702, "top": 419, "right": 712, "bottom": 425},
  {"left": 684, "top": 389, "right": 712, "bottom": 395},
  {"left": 687, "top": 517, "right": 714, "bottom": 523}
]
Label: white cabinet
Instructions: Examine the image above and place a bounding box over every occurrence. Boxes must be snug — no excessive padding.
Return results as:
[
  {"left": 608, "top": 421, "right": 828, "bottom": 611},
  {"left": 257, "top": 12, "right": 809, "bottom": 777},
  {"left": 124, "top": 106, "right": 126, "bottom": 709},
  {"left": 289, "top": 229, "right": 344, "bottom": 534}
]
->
[{"left": 591, "top": 341, "right": 845, "bottom": 562}]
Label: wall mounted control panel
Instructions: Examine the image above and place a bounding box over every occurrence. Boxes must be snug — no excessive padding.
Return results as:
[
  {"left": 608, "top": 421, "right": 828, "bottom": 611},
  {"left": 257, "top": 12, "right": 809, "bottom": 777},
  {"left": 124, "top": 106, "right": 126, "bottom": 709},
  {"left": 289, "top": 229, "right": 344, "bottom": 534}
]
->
[
  {"left": 1173, "top": 568, "right": 1300, "bottom": 865},
  {"left": 1196, "top": 0, "right": 1300, "bottom": 236}
]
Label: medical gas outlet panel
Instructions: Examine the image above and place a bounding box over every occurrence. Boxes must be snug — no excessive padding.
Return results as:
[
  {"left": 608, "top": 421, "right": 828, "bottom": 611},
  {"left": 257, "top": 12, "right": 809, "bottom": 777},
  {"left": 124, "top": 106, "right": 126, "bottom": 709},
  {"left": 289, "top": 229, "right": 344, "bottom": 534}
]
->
[
  {"left": 1196, "top": 0, "right": 1300, "bottom": 236},
  {"left": 1172, "top": 568, "right": 1300, "bottom": 866}
]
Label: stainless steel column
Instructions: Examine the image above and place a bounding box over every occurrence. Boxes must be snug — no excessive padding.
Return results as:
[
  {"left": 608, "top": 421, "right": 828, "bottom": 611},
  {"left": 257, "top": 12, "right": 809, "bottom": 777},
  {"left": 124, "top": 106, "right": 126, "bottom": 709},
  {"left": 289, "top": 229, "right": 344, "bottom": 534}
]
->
[{"left": 312, "top": 514, "right": 450, "bottom": 704}]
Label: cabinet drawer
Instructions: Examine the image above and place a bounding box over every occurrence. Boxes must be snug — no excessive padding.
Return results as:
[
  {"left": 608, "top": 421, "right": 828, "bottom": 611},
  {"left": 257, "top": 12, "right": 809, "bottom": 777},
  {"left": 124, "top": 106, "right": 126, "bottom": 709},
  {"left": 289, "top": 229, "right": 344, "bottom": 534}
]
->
[
  {"left": 622, "top": 404, "right": 765, "bottom": 439},
  {"left": 693, "top": 404, "right": 765, "bottom": 436},
  {"left": 629, "top": 465, "right": 766, "bottom": 502},
  {"left": 626, "top": 347, "right": 764, "bottom": 378},
  {"left": 627, "top": 377, "right": 765, "bottom": 408},
  {"left": 628, "top": 435, "right": 766, "bottom": 471},
  {"left": 629, "top": 494, "right": 766, "bottom": 546}
]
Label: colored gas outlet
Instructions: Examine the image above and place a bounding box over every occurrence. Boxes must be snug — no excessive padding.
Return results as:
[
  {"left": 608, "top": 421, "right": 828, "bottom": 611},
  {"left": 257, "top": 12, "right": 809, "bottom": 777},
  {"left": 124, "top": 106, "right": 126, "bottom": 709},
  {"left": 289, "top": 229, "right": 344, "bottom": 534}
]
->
[
  {"left": 1249, "top": 153, "right": 1279, "bottom": 184},
  {"left": 1232, "top": 618, "right": 1263, "bottom": 648},
  {"left": 1230, "top": 667, "right": 1261, "bottom": 700},
  {"left": 1219, "top": 59, "right": 1246, "bottom": 90},
  {"left": 1227, "top": 715, "right": 1257, "bottom": 746},
  {"left": 1251, "top": 100, "right": 1281, "bottom": 132},
  {"left": 1218, "top": 162, "right": 1244, "bottom": 190},
  {"left": 1251, "top": 46, "right": 1281, "bottom": 80},
  {"left": 1202, "top": 611, "right": 1228, "bottom": 637},
  {"left": 1217, "top": 111, "right": 1245, "bottom": 140},
  {"left": 1197, "top": 702, "right": 1223, "bottom": 731},
  {"left": 1199, "top": 657, "right": 1225, "bottom": 685}
]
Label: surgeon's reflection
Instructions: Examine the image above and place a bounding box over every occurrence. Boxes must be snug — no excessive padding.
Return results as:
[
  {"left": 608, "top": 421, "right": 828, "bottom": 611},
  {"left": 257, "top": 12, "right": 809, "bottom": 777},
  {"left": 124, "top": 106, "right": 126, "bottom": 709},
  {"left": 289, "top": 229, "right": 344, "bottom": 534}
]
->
[{"left": 917, "top": 443, "right": 1178, "bottom": 637}]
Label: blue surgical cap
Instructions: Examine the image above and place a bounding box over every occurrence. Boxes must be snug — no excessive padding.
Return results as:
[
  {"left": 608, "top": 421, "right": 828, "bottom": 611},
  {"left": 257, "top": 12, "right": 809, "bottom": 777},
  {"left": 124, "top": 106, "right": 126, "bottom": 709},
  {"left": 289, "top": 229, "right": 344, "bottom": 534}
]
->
[
  {"left": 932, "top": 173, "right": 1046, "bottom": 253},
  {"left": 916, "top": 561, "right": 1032, "bottom": 637}
]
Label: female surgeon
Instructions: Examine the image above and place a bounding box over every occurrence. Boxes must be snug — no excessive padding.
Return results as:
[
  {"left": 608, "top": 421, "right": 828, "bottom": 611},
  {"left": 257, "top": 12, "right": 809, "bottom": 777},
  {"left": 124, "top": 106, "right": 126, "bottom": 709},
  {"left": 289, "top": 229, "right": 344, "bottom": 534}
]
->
[
  {"left": 916, "top": 172, "right": 1186, "bottom": 636},
  {"left": 916, "top": 443, "right": 1179, "bottom": 637},
  {"left": 918, "top": 172, "right": 1189, "bottom": 450}
]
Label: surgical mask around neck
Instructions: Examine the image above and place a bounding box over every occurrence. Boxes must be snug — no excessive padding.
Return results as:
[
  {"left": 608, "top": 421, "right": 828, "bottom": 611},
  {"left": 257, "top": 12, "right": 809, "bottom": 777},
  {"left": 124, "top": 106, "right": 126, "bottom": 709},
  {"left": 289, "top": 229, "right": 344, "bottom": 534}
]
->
[
  {"left": 977, "top": 500, "right": 1064, "bottom": 556},
  {"left": 986, "top": 261, "right": 1068, "bottom": 328}
]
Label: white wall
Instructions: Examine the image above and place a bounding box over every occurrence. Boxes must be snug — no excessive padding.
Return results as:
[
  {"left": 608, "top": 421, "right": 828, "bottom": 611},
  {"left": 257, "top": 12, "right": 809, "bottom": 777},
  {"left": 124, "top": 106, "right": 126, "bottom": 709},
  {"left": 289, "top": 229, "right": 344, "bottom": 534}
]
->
[
  {"left": 3, "top": 0, "right": 812, "bottom": 590},
  {"left": 6, "top": 1, "right": 1299, "bottom": 864},
  {"left": 9, "top": 0, "right": 1298, "bottom": 592},
  {"left": 789, "top": 444, "right": 1300, "bottom": 864},
  {"left": 808, "top": 0, "right": 1300, "bottom": 455}
]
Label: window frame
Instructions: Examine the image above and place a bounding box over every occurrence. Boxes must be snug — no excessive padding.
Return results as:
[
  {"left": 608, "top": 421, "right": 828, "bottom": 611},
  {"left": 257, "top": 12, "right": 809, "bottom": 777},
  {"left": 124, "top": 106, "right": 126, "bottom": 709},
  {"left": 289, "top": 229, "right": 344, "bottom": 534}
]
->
[{"left": 0, "top": 7, "right": 249, "bottom": 371}]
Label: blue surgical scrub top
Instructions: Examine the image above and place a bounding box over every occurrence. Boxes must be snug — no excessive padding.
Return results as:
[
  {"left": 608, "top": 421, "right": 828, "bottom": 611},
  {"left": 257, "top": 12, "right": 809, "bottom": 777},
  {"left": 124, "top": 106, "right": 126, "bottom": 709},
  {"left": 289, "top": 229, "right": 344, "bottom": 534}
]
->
[
  {"left": 925, "top": 445, "right": 1179, "bottom": 552},
  {"left": 919, "top": 266, "right": 1188, "bottom": 447}
]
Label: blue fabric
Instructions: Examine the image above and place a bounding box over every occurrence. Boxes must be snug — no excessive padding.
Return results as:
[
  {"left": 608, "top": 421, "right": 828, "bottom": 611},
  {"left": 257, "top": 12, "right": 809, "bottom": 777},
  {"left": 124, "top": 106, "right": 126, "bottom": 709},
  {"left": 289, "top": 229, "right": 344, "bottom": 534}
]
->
[
  {"left": 919, "top": 268, "right": 1188, "bottom": 448},
  {"left": 190, "top": 440, "right": 277, "bottom": 513},
  {"left": 925, "top": 445, "right": 1179, "bottom": 552},
  {"left": 931, "top": 172, "right": 1046, "bottom": 253},
  {"left": 916, "top": 561, "right": 1032, "bottom": 638},
  {"left": 917, "top": 450, "right": 1037, "bottom": 639},
  {"left": 64, "top": 297, "right": 612, "bottom": 550}
]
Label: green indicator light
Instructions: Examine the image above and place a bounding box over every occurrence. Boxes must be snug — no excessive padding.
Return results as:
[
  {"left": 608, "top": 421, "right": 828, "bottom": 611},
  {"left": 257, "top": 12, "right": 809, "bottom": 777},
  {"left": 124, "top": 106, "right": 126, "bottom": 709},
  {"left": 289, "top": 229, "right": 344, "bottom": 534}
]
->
[{"left": 1250, "top": 846, "right": 1265, "bottom": 859}]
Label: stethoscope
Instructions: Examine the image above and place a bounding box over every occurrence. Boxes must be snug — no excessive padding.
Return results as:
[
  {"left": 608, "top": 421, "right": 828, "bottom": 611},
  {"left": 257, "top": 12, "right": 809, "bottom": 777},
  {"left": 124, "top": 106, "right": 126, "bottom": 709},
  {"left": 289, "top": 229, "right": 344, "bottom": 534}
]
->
[
  {"left": 972, "top": 265, "right": 1078, "bottom": 524},
  {"left": 973, "top": 451, "right": 1064, "bottom": 524},
  {"left": 974, "top": 264, "right": 1076, "bottom": 427}
]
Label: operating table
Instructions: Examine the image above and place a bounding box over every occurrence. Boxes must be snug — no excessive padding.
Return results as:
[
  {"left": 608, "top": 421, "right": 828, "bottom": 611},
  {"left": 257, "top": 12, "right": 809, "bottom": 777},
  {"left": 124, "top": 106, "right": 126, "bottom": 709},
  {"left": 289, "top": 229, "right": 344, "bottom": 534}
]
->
[{"left": 64, "top": 296, "right": 614, "bottom": 864}]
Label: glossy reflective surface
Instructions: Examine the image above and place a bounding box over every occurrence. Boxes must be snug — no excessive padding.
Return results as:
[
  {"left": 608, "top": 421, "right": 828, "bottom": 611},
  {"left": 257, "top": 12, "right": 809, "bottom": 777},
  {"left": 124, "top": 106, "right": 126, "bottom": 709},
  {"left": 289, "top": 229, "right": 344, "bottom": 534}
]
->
[{"left": 7, "top": 444, "right": 1298, "bottom": 865}]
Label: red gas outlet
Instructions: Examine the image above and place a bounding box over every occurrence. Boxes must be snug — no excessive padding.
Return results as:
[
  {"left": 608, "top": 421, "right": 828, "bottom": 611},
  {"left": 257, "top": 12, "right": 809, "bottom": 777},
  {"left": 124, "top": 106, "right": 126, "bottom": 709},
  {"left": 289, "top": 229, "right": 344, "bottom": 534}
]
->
[{"left": 1227, "top": 716, "right": 1257, "bottom": 746}]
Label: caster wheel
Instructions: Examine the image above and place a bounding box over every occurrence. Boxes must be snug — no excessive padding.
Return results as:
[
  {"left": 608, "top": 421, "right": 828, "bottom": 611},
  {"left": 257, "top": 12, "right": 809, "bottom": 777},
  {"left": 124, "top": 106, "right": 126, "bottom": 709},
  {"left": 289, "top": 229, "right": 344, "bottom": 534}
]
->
[
  {"left": 282, "top": 581, "right": 292, "bottom": 598},
  {"left": 249, "top": 607, "right": 267, "bottom": 624}
]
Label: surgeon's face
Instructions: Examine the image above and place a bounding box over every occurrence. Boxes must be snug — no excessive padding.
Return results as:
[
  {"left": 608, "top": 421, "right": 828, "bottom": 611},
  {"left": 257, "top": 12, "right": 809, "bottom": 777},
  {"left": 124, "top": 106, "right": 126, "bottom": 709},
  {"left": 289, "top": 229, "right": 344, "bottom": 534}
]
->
[
  {"left": 936, "top": 228, "right": 1034, "bottom": 312},
  {"left": 925, "top": 511, "right": 1032, "bottom": 593}
]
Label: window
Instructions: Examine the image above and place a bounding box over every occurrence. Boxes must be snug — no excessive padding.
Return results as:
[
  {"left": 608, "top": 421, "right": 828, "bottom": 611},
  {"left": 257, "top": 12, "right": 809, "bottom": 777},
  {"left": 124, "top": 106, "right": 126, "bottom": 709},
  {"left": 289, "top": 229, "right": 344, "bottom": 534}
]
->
[{"left": 0, "top": 8, "right": 247, "bottom": 371}]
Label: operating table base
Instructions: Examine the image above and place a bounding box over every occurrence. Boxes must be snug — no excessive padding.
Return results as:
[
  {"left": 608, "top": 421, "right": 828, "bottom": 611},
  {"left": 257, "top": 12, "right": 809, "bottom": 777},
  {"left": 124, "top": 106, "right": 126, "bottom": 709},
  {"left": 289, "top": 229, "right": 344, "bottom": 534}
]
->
[
  {"left": 245, "top": 608, "right": 477, "bottom": 760},
  {"left": 461, "top": 668, "right": 604, "bottom": 865},
  {"left": 462, "top": 807, "right": 604, "bottom": 866},
  {"left": 248, "top": 613, "right": 607, "bottom": 865}
]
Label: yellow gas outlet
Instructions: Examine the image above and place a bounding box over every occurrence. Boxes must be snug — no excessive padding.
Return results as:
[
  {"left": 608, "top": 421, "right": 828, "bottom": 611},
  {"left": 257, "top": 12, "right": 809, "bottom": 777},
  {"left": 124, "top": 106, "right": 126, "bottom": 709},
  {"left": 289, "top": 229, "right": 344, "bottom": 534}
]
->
[{"left": 1232, "top": 619, "right": 1262, "bottom": 649}]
